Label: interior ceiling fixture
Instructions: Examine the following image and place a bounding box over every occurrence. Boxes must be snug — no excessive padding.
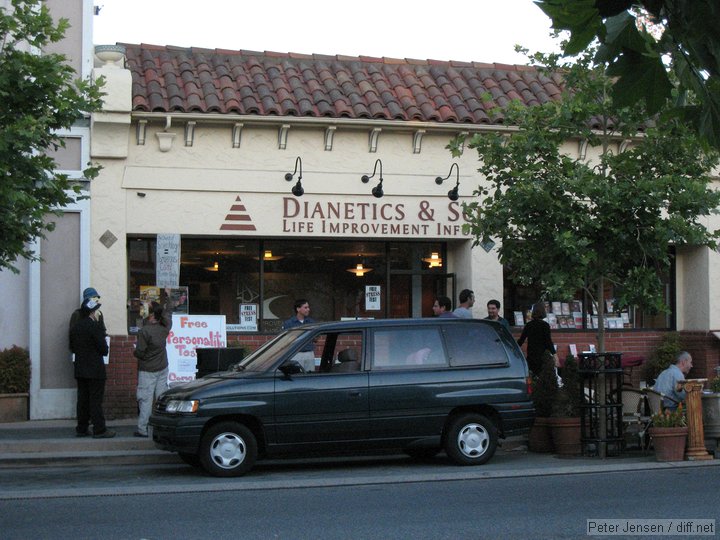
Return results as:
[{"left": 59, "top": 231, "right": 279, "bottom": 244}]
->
[
  {"left": 347, "top": 259, "right": 373, "bottom": 276},
  {"left": 435, "top": 162, "right": 461, "bottom": 201},
  {"left": 284, "top": 156, "right": 305, "bottom": 197},
  {"left": 261, "top": 249, "right": 284, "bottom": 261},
  {"left": 361, "top": 158, "right": 384, "bottom": 198},
  {"left": 422, "top": 252, "right": 443, "bottom": 268}
]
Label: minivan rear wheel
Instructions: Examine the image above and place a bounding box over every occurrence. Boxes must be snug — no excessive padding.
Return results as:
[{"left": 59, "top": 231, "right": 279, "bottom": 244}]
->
[
  {"left": 444, "top": 413, "right": 497, "bottom": 465},
  {"left": 199, "top": 421, "right": 257, "bottom": 477}
]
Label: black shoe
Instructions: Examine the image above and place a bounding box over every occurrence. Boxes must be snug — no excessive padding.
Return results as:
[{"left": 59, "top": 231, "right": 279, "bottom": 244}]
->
[
  {"left": 133, "top": 431, "right": 148, "bottom": 438},
  {"left": 92, "top": 430, "right": 116, "bottom": 439},
  {"left": 75, "top": 430, "right": 90, "bottom": 437}
]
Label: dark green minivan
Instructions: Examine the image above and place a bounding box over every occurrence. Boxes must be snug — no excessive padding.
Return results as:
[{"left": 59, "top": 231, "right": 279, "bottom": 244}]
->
[{"left": 150, "top": 318, "right": 534, "bottom": 477}]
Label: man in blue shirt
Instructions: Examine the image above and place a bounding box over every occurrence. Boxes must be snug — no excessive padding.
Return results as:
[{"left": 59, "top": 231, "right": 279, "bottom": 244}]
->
[
  {"left": 282, "top": 299, "right": 316, "bottom": 372},
  {"left": 653, "top": 351, "right": 693, "bottom": 410}
]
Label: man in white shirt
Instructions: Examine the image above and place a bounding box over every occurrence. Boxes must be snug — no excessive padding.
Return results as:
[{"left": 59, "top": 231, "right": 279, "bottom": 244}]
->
[{"left": 453, "top": 289, "right": 474, "bottom": 318}]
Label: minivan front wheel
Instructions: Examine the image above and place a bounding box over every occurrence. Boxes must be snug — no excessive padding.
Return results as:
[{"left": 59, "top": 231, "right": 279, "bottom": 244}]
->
[
  {"left": 199, "top": 422, "right": 258, "bottom": 477},
  {"left": 445, "top": 413, "right": 497, "bottom": 465}
]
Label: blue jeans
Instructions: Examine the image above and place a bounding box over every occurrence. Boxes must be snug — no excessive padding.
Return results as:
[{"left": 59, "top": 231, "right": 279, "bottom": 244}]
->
[{"left": 136, "top": 368, "right": 168, "bottom": 435}]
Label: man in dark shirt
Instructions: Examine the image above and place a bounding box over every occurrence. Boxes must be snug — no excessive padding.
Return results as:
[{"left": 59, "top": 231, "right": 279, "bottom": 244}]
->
[{"left": 484, "top": 299, "right": 511, "bottom": 330}]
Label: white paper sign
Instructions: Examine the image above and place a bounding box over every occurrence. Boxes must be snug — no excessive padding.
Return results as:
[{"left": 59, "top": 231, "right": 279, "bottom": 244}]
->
[
  {"left": 238, "top": 304, "right": 258, "bottom": 331},
  {"left": 365, "top": 285, "right": 381, "bottom": 311},
  {"left": 166, "top": 314, "right": 226, "bottom": 384},
  {"left": 156, "top": 234, "right": 181, "bottom": 287}
]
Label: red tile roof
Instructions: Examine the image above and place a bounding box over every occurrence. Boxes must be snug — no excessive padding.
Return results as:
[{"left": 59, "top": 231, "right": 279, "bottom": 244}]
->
[{"left": 122, "top": 44, "right": 564, "bottom": 125}]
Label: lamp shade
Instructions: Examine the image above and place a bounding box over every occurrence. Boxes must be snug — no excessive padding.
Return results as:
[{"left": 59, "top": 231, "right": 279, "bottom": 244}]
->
[
  {"left": 422, "top": 252, "right": 442, "bottom": 268},
  {"left": 347, "top": 263, "right": 373, "bottom": 276}
]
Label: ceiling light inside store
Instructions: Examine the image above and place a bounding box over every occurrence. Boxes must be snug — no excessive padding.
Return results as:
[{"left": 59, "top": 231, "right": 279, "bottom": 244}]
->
[
  {"left": 422, "top": 252, "right": 442, "bottom": 268},
  {"left": 256, "top": 250, "right": 284, "bottom": 261},
  {"left": 347, "top": 263, "right": 373, "bottom": 277}
]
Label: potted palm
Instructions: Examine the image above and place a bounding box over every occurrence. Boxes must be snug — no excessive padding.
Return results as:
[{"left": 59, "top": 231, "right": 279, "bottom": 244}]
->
[
  {"left": 550, "top": 355, "right": 583, "bottom": 456},
  {"left": 0, "top": 346, "right": 31, "bottom": 422},
  {"left": 649, "top": 404, "right": 688, "bottom": 461},
  {"left": 528, "top": 351, "right": 559, "bottom": 453}
]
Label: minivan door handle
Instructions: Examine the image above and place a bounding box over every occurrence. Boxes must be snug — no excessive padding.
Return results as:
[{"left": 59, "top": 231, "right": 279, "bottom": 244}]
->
[{"left": 348, "top": 391, "right": 362, "bottom": 397}]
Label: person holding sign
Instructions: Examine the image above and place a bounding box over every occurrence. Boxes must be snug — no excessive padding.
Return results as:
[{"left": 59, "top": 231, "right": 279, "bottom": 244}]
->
[{"left": 133, "top": 290, "right": 174, "bottom": 437}]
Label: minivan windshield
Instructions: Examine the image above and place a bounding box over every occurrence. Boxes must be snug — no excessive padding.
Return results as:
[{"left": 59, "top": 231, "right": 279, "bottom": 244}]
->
[{"left": 234, "top": 329, "right": 312, "bottom": 372}]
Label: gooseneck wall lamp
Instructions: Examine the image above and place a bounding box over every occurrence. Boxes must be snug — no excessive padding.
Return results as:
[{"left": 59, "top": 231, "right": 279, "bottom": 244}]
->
[
  {"left": 284, "top": 156, "right": 305, "bottom": 197},
  {"left": 361, "top": 159, "right": 384, "bottom": 198},
  {"left": 435, "top": 162, "right": 461, "bottom": 201}
]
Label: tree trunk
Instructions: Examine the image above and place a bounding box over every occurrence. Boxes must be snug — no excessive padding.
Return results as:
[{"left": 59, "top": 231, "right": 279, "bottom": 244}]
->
[{"left": 596, "top": 276, "right": 607, "bottom": 457}]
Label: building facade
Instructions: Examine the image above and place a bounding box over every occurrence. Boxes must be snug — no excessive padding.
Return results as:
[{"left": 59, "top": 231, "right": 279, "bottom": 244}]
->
[
  {"left": 0, "top": 0, "right": 94, "bottom": 419},
  {"left": 5, "top": 23, "right": 718, "bottom": 418},
  {"left": 81, "top": 43, "right": 720, "bottom": 418}
]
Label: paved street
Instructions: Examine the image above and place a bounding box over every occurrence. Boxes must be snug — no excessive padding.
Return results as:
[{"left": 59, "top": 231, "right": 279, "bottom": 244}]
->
[{"left": 1, "top": 467, "right": 718, "bottom": 539}]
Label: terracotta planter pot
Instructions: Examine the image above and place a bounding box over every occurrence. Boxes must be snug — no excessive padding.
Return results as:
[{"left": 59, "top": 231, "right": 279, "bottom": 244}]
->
[
  {"left": 528, "top": 417, "right": 554, "bottom": 453},
  {"left": 649, "top": 426, "right": 688, "bottom": 462},
  {"left": 549, "top": 416, "right": 582, "bottom": 456},
  {"left": 0, "top": 393, "right": 29, "bottom": 422}
]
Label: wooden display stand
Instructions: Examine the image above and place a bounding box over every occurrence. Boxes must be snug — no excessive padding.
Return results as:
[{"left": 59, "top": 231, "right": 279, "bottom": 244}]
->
[{"left": 683, "top": 379, "right": 713, "bottom": 461}]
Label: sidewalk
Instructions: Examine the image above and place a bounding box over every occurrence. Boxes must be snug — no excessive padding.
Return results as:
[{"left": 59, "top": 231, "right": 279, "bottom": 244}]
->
[
  {"left": 0, "top": 418, "right": 718, "bottom": 476},
  {"left": 0, "top": 418, "right": 181, "bottom": 468}
]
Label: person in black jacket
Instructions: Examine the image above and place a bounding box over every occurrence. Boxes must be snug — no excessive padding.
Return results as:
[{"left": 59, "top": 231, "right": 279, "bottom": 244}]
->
[
  {"left": 69, "top": 297, "right": 114, "bottom": 438},
  {"left": 69, "top": 287, "right": 107, "bottom": 344},
  {"left": 517, "top": 302, "right": 556, "bottom": 375}
]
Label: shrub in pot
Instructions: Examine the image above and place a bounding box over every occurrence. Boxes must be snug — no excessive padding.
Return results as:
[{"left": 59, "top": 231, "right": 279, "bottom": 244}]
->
[
  {"left": 0, "top": 346, "right": 31, "bottom": 422},
  {"left": 0, "top": 346, "right": 31, "bottom": 394},
  {"left": 528, "top": 351, "right": 559, "bottom": 453},
  {"left": 649, "top": 404, "right": 688, "bottom": 461},
  {"left": 701, "top": 375, "right": 720, "bottom": 451}
]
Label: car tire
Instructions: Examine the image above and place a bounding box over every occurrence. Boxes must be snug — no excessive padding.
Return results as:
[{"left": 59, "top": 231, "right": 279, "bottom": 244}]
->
[
  {"left": 199, "top": 421, "right": 258, "bottom": 477},
  {"left": 444, "top": 413, "right": 497, "bottom": 466},
  {"left": 178, "top": 452, "right": 201, "bottom": 468}
]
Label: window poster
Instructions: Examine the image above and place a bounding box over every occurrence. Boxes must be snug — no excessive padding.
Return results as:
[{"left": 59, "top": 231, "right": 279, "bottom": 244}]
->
[
  {"left": 238, "top": 303, "right": 258, "bottom": 331},
  {"left": 366, "top": 285, "right": 381, "bottom": 311},
  {"left": 156, "top": 233, "right": 181, "bottom": 287},
  {"left": 138, "top": 286, "right": 188, "bottom": 317}
]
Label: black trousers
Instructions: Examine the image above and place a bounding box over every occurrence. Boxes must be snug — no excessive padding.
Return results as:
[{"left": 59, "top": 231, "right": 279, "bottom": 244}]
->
[{"left": 76, "top": 377, "right": 107, "bottom": 434}]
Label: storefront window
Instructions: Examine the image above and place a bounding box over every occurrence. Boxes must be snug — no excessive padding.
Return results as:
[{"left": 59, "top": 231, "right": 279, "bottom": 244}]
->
[
  {"left": 127, "top": 237, "right": 446, "bottom": 332},
  {"left": 502, "top": 254, "right": 675, "bottom": 330}
]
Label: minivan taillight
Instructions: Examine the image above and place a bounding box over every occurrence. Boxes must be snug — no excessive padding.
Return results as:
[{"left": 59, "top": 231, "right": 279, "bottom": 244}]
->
[{"left": 526, "top": 376, "right": 533, "bottom": 395}]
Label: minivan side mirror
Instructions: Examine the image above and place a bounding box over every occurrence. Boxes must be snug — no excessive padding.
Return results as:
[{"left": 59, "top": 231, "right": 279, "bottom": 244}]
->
[{"left": 279, "top": 360, "right": 304, "bottom": 376}]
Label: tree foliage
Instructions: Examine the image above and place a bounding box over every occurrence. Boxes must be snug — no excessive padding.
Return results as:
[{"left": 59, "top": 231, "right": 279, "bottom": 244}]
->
[
  {"left": 453, "top": 50, "right": 720, "bottom": 351},
  {"left": 0, "top": 0, "right": 104, "bottom": 272},
  {"left": 535, "top": 0, "right": 720, "bottom": 150}
]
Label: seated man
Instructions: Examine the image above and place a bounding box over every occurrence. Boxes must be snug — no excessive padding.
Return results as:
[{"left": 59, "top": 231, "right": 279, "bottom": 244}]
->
[{"left": 653, "top": 351, "right": 692, "bottom": 411}]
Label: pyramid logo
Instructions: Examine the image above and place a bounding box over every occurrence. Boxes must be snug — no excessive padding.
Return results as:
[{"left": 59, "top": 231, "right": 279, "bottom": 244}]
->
[{"left": 220, "top": 196, "right": 257, "bottom": 231}]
